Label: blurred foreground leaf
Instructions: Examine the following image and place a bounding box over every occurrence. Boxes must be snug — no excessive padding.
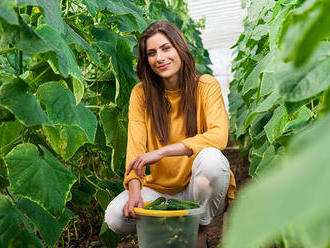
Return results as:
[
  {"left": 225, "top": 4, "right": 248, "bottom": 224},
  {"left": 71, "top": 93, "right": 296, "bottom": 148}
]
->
[{"left": 223, "top": 112, "right": 330, "bottom": 248}]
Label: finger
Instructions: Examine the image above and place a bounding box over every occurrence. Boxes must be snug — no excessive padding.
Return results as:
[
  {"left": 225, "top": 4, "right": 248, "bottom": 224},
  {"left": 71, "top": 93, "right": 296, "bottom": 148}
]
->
[
  {"left": 128, "top": 202, "right": 137, "bottom": 219},
  {"left": 140, "top": 166, "right": 147, "bottom": 178},
  {"left": 135, "top": 202, "right": 142, "bottom": 219},
  {"left": 134, "top": 159, "right": 143, "bottom": 178},
  {"left": 136, "top": 164, "right": 143, "bottom": 178},
  {"left": 137, "top": 160, "right": 147, "bottom": 178},
  {"left": 123, "top": 204, "right": 128, "bottom": 217},
  {"left": 126, "top": 158, "right": 136, "bottom": 175}
]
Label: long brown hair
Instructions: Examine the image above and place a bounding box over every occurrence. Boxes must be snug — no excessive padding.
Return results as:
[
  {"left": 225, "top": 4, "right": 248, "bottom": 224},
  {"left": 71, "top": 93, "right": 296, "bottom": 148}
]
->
[{"left": 137, "top": 20, "right": 201, "bottom": 144}]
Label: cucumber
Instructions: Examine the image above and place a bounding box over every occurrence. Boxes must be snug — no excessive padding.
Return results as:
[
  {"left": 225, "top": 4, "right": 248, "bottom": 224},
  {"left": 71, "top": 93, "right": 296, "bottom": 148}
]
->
[
  {"left": 168, "top": 202, "right": 188, "bottom": 210},
  {"left": 167, "top": 198, "right": 199, "bottom": 209},
  {"left": 150, "top": 203, "right": 169, "bottom": 210},
  {"left": 144, "top": 197, "right": 166, "bottom": 209}
]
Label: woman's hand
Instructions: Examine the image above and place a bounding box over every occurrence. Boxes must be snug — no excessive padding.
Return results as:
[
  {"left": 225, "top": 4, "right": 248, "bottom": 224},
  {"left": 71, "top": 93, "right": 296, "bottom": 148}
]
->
[
  {"left": 123, "top": 179, "right": 143, "bottom": 219},
  {"left": 126, "top": 150, "right": 164, "bottom": 178}
]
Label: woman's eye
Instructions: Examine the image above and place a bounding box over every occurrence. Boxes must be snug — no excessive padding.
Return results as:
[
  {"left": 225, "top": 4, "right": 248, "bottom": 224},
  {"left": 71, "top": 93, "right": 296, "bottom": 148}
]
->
[
  {"left": 147, "top": 52, "right": 155, "bottom": 56},
  {"left": 163, "top": 46, "right": 171, "bottom": 51}
]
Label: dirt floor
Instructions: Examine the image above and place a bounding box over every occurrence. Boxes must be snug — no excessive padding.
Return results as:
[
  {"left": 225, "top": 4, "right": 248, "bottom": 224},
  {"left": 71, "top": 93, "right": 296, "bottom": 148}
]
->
[{"left": 117, "top": 143, "right": 251, "bottom": 248}]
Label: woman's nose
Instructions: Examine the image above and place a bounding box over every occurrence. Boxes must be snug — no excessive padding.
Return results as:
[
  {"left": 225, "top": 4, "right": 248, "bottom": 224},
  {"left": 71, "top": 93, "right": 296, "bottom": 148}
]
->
[{"left": 157, "top": 51, "right": 165, "bottom": 62}]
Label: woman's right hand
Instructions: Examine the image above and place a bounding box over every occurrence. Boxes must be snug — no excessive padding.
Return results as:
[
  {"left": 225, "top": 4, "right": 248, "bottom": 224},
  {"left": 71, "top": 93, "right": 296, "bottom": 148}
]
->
[{"left": 123, "top": 179, "right": 143, "bottom": 219}]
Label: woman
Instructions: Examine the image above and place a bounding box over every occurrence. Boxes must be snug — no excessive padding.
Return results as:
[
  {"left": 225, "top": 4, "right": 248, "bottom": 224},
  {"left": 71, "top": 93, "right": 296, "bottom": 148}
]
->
[{"left": 105, "top": 20, "right": 236, "bottom": 247}]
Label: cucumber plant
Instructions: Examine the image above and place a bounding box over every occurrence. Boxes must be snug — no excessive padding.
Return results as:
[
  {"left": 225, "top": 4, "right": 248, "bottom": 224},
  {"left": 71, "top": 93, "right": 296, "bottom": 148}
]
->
[
  {"left": 0, "top": 0, "right": 211, "bottom": 246},
  {"left": 224, "top": 0, "right": 330, "bottom": 247}
]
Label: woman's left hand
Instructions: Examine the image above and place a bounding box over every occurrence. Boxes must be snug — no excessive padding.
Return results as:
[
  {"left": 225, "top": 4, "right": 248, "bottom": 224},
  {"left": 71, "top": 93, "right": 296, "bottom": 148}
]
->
[{"left": 126, "top": 150, "right": 164, "bottom": 178}]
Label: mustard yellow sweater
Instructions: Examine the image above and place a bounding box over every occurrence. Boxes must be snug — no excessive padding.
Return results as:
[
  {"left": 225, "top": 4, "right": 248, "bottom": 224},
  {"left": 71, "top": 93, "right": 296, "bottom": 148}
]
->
[{"left": 124, "top": 74, "right": 236, "bottom": 201}]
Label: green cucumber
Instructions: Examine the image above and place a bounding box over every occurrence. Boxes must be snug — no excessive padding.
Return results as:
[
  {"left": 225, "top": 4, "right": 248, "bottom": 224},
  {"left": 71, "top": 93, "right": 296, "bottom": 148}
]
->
[
  {"left": 150, "top": 203, "right": 169, "bottom": 210},
  {"left": 144, "top": 197, "right": 166, "bottom": 209},
  {"left": 167, "top": 198, "right": 199, "bottom": 208}
]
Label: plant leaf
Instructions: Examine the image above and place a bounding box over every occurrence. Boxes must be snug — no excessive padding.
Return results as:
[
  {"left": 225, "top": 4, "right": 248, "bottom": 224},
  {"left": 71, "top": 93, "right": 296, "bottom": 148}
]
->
[
  {"left": 0, "top": 0, "right": 19, "bottom": 25},
  {"left": 100, "top": 104, "right": 127, "bottom": 175},
  {"left": 0, "top": 120, "right": 22, "bottom": 155},
  {"left": 16, "top": 198, "right": 72, "bottom": 246},
  {"left": 276, "top": 43, "right": 330, "bottom": 102},
  {"left": 37, "top": 82, "right": 97, "bottom": 159},
  {"left": 17, "top": 0, "right": 64, "bottom": 34},
  {"left": 223, "top": 112, "right": 330, "bottom": 248},
  {"left": 5, "top": 144, "right": 77, "bottom": 216},
  {"left": 0, "top": 78, "right": 52, "bottom": 127},
  {"left": 0, "top": 195, "right": 44, "bottom": 248},
  {"left": 280, "top": 0, "right": 330, "bottom": 66},
  {"left": 35, "top": 24, "right": 84, "bottom": 103},
  {"left": 37, "top": 82, "right": 97, "bottom": 143}
]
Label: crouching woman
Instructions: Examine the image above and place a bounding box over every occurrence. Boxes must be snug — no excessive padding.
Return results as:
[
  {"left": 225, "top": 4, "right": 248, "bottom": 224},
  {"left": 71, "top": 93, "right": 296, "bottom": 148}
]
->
[{"left": 104, "top": 20, "right": 236, "bottom": 248}]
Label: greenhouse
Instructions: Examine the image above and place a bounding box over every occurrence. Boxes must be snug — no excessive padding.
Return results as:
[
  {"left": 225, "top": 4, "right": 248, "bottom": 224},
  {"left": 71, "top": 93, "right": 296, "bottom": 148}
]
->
[{"left": 0, "top": 0, "right": 329, "bottom": 247}]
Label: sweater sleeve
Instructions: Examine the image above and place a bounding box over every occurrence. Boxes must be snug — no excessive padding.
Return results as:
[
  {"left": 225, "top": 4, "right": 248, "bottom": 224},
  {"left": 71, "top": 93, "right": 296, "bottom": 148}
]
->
[
  {"left": 181, "top": 77, "right": 229, "bottom": 155},
  {"left": 123, "top": 84, "right": 147, "bottom": 190}
]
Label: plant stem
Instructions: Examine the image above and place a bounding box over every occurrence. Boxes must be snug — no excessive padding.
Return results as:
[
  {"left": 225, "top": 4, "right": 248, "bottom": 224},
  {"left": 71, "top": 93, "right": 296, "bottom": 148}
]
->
[
  {"left": 83, "top": 173, "right": 103, "bottom": 190},
  {"left": 29, "top": 67, "right": 51, "bottom": 86},
  {"left": 0, "top": 47, "right": 17, "bottom": 55},
  {"left": 5, "top": 54, "right": 15, "bottom": 70},
  {"left": 85, "top": 105, "right": 102, "bottom": 108},
  {"left": 67, "top": 10, "right": 87, "bottom": 19}
]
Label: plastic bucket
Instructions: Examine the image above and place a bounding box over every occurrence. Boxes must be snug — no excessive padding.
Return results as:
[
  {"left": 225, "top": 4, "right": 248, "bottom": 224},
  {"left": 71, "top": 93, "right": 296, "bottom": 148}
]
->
[{"left": 134, "top": 203, "right": 204, "bottom": 248}]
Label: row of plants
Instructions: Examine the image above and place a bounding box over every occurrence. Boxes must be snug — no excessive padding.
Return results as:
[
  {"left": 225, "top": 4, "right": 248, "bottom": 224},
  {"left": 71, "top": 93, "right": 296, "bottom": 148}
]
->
[
  {"left": 225, "top": 0, "right": 330, "bottom": 247},
  {"left": 0, "top": 0, "right": 211, "bottom": 247}
]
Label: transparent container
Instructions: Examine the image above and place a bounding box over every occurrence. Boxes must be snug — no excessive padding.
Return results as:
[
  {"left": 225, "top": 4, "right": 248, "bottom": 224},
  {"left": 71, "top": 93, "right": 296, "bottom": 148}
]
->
[{"left": 134, "top": 206, "right": 204, "bottom": 248}]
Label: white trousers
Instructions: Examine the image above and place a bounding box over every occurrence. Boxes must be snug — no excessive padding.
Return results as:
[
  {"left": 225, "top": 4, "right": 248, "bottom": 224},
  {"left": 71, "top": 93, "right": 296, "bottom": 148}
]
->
[{"left": 104, "top": 148, "right": 230, "bottom": 234}]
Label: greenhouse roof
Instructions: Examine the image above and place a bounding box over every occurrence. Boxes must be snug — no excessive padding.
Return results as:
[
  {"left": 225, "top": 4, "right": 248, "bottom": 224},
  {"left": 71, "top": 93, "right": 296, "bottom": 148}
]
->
[{"left": 187, "top": 0, "right": 246, "bottom": 49}]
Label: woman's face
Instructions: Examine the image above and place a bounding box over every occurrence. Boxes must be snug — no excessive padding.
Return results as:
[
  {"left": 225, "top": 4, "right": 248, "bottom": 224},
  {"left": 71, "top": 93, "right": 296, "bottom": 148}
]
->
[{"left": 146, "top": 32, "right": 182, "bottom": 82}]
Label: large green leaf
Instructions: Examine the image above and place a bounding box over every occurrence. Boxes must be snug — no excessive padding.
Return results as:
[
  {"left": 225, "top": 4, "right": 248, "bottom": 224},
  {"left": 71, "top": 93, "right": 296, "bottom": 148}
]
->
[
  {"left": 281, "top": 211, "right": 330, "bottom": 248},
  {"left": 36, "top": 82, "right": 97, "bottom": 141},
  {"left": 0, "top": 17, "right": 50, "bottom": 56},
  {"left": 0, "top": 78, "right": 52, "bottom": 127},
  {"left": 35, "top": 24, "right": 84, "bottom": 103},
  {"left": 1, "top": 18, "right": 84, "bottom": 103},
  {"left": 99, "top": 222, "right": 120, "bottom": 248},
  {"left": 100, "top": 104, "right": 127, "bottom": 174},
  {"left": 82, "top": 0, "right": 147, "bottom": 32},
  {"left": 244, "top": 90, "right": 281, "bottom": 128},
  {"left": 284, "top": 105, "right": 313, "bottom": 132},
  {"left": 105, "top": 0, "right": 147, "bottom": 33},
  {"left": 244, "top": 0, "right": 275, "bottom": 26},
  {"left": 63, "top": 23, "right": 99, "bottom": 63},
  {"left": 95, "top": 189, "right": 115, "bottom": 210},
  {"left": 264, "top": 105, "right": 289, "bottom": 143},
  {"left": 277, "top": 43, "right": 330, "bottom": 102},
  {"left": 16, "top": 198, "right": 73, "bottom": 246},
  {"left": 243, "top": 52, "right": 272, "bottom": 95},
  {"left": 81, "top": 0, "right": 108, "bottom": 16},
  {"left": 280, "top": 0, "right": 330, "bottom": 66},
  {"left": 0, "top": 195, "right": 44, "bottom": 248},
  {"left": 268, "top": 0, "right": 296, "bottom": 50},
  {"left": 5, "top": 144, "right": 77, "bottom": 215},
  {"left": 108, "top": 15, "right": 141, "bottom": 33},
  {"left": 42, "top": 125, "right": 91, "bottom": 160},
  {"left": 16, "top": 0, "right": 64, "bottom": 34},
  {"left": 93, "top": 28, "right": 136, "bottom": 106},
  {"left": 223, "top": 112, "right": 330, "bottom": 248},
  {"left": 0, "top": 120, "right": 22, "bottom": 154},
  {"left": 37, "top": 82, "right": 97, "bottom": 159},
  {"left": 0, "top": 0, "right": 19, "bottom": 25}
]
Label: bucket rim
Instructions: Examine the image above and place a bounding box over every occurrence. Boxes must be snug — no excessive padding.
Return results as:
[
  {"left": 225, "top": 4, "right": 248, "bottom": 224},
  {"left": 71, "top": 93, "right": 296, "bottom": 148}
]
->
[{"left": 134, "top": 202, "right": 204, "bottom": 216}]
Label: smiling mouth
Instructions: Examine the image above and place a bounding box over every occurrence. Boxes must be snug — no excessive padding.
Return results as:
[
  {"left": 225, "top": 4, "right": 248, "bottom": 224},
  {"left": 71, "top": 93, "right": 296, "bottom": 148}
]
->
[{"left": 157, "top": 63, "right": 170, "bottom": 70}]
